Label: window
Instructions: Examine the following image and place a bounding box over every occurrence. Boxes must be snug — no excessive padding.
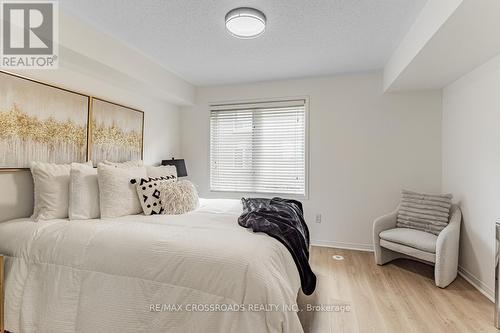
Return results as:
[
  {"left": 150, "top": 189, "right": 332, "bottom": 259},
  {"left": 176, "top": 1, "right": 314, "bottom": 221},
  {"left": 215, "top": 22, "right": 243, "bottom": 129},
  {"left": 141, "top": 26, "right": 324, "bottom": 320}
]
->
[{"left": 210, "top": 99, "right": 307, "bottom": 196}]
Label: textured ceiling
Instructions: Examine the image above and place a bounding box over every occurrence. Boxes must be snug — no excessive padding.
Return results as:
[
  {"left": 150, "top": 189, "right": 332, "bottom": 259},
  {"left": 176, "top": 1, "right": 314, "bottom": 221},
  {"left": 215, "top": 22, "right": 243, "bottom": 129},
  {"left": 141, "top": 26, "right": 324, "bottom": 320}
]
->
[{"left": 60, "top": 0, "right": 427, "bottom": 86}]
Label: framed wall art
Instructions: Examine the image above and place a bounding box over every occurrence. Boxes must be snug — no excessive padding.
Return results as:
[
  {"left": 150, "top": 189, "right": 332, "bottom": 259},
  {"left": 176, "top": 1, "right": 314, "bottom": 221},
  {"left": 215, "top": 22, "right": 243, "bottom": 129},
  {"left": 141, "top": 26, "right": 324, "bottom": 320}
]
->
[
  {"left": 0, "top": 71, "right": 90, "bottom": 170},
  {"left": 90, "top": 97, "right": 144, "bottom": 165}
]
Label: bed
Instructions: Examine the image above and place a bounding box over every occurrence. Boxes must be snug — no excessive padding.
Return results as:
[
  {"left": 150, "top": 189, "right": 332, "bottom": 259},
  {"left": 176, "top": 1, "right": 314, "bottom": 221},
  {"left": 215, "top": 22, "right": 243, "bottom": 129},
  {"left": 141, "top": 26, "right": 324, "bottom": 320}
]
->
[{"left": 0, "top": 199, "right": 303, "bottom": 333}]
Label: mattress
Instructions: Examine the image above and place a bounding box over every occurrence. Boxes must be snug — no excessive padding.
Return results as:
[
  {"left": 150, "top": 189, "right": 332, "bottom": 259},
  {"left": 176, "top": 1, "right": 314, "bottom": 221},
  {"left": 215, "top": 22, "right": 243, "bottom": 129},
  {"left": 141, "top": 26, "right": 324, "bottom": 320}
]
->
[{"left": 0, "top": 199, "right": 302, "bottom": 333}]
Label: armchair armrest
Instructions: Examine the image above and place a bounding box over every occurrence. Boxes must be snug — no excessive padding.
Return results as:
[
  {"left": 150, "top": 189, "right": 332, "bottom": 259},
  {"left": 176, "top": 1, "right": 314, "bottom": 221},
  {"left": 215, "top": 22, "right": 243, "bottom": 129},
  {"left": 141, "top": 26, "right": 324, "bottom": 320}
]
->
[
  {"left": 435, "top": 205, "right": 462, "bottom": 287},
  {"left": 372, "top": 207, "right": 398, "bottom": 264},
  {"left": 373, "top": 208, "right": 398, "bottom": 239}
]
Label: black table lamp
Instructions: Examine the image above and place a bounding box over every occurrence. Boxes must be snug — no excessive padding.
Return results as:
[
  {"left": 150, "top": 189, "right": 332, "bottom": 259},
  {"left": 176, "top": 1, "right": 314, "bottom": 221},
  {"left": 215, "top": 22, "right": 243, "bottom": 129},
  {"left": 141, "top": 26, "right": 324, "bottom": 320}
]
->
[{"left": 161, "top": 158, "right": 187, "bottom": 177}]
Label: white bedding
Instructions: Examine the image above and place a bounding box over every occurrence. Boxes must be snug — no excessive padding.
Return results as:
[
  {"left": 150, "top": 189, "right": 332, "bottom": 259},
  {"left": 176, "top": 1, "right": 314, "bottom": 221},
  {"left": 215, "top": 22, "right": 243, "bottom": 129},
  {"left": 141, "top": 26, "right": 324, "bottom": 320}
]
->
[{"left": 0, "top": 199, "right": 303, "bottom": 333}]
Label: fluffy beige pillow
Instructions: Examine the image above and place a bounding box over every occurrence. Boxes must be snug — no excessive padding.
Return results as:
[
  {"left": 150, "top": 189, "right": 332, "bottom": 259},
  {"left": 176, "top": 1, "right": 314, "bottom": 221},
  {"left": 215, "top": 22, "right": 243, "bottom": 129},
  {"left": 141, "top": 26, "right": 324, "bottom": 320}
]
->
[{"left": 160, "top": 180, "right": 199, "bottom": 215}]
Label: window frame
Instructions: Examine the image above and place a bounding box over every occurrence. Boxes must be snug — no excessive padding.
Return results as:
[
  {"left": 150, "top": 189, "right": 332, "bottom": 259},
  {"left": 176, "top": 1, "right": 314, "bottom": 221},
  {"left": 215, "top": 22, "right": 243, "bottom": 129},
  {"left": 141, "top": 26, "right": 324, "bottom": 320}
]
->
[{"left": 208, "top": 96, "right": 310, "bottom": 199}]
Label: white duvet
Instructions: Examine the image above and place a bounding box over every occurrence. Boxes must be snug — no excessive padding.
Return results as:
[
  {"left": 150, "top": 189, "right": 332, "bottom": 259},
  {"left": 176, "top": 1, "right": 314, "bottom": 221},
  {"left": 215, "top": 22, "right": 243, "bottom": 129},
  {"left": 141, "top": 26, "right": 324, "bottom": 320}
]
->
[{"left": 0, "top": 199, "right": 303, "bottom": 333}]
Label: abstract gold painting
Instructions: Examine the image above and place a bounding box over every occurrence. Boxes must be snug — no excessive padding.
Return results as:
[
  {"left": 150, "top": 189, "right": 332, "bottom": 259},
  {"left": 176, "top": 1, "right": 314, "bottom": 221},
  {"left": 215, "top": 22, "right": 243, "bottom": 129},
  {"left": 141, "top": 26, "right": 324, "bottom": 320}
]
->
[
  {"left": 90, "top": 98, "right": 144, "bottom": 165},
  {"left": 0, "top": 72, "right": 89, "bottom": 169}
]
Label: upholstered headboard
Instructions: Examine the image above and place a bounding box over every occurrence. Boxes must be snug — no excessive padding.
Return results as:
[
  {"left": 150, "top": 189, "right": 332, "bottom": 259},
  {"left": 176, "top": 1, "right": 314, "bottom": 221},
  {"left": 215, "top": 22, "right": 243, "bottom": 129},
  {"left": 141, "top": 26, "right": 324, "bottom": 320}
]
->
[{"left": 0, "top": 171, "right": 34, "bottom": 222}]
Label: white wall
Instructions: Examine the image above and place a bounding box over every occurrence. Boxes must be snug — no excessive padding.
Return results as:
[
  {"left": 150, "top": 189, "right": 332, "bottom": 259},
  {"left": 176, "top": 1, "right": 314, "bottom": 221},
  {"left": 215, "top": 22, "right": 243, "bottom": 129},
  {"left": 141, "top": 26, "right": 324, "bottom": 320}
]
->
[
  {"left": 181, "top": 72, "right": 442, "bottom": 249},
  {"left": 442, "top": 53, "right": 500, "bottom": 299},
  {"left": 0, "top": 67, "right": 181, "bottom": 222}
]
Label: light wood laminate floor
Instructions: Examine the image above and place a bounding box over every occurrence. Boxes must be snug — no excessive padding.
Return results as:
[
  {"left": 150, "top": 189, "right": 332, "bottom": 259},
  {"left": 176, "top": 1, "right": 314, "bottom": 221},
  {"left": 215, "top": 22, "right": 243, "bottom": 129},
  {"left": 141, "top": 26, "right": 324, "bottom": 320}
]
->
[{"left": 298, "top": 246, "right": 496, "bottom": 333}]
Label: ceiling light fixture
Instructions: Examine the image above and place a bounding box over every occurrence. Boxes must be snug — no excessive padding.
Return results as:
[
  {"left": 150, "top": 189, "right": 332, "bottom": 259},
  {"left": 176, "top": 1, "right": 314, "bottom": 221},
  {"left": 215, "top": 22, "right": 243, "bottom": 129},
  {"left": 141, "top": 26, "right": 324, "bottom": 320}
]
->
[{"left": 225, "top": 7, "right": 266, "bottom": 39}]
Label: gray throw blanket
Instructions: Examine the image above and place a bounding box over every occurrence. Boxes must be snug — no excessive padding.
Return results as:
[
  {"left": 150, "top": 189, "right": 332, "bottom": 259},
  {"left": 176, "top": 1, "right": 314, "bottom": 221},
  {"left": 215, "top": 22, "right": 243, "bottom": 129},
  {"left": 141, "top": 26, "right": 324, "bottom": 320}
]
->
[{"left": 238, "top": 197, "right": 317, "bottom": 295}]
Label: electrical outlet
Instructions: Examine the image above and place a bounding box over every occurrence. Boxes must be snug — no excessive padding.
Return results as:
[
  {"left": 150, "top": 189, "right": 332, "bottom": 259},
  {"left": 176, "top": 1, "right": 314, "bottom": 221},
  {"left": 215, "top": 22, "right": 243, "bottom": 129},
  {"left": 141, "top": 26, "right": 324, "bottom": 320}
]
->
[{"left": 315, "top": 214, "right": 322, "bottom": 223}]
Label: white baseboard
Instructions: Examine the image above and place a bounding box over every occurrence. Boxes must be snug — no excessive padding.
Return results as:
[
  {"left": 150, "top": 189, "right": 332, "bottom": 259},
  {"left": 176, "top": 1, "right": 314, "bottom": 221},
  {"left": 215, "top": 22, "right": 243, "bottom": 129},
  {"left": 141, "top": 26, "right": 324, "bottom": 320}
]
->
[
  {"left": 311, "top": 239, "right": 374, "bottom": 252},
  {"left": 457, "top": 266, "right": 494, "bottom": 303}
]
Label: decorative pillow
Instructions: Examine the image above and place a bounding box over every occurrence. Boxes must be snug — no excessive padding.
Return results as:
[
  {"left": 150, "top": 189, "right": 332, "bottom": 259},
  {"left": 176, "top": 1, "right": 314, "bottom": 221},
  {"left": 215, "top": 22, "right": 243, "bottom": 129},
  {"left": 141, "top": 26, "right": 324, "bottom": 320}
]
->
[
  {"left": 397, "top": 189, "right": 453, "bottom": 235},
  {"left": 31, "top": 161, "right": 92, "bottom": 221},
  {"left": 160, "top": 180, "right": 199, "bottom": 215},
  {"left": 102, "top": 160, "right": 144, "bottom": 168},
  {"left": 69, "top": 163, "right": 99, "bottom": 220},
  {"left": 146, "top": 165, "right": 177, "bottom": 179},
  {"left": 97, "top": 164, "right": 147, "bottom": 218},
  {"left": 132, "top": 176, "right": 176, "bottom": 215}
]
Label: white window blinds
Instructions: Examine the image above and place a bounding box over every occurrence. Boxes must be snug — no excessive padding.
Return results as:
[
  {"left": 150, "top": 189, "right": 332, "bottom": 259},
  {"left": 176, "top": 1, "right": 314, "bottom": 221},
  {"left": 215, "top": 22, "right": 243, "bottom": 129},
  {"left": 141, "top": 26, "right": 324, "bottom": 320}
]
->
[{"left": 210, "top": 99, "right": 306, "bottom": 195}]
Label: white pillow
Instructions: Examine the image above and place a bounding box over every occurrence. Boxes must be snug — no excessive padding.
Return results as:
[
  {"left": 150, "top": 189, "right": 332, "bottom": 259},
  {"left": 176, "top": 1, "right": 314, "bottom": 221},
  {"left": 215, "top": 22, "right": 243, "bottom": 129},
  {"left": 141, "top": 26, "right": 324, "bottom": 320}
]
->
[
  {"left": 31, "top": 161, "right": 92, "bottom": 221},
  {"left": 134, "top": 177, "right": 176, "bottom": 215},
  {"left": 146, "top": 165, "right": 177, "bottom": 179},
  {"left": 102, "top": 160, "right": 143, "bottom": 168},
  {"left": 69, "top": 163, "right": 99, "bottom": 220},
  {"left": 97, "top": 163, "right": 147, "bottom": 218}
]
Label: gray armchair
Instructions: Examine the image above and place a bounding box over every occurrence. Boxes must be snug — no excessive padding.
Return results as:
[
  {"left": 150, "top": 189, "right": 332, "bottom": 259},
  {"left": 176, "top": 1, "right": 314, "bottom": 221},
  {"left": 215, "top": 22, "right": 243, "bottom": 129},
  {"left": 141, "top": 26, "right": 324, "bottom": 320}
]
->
[{"left": 373, "top": 205, "right": 462, "bottom": 288}]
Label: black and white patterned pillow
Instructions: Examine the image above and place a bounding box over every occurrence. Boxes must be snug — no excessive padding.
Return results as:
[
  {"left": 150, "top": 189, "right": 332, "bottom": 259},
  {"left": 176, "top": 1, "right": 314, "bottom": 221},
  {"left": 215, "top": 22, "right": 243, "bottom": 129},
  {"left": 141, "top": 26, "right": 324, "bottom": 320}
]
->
[{"left": 130, "top": 176, "right": 176, "bottom": 215}]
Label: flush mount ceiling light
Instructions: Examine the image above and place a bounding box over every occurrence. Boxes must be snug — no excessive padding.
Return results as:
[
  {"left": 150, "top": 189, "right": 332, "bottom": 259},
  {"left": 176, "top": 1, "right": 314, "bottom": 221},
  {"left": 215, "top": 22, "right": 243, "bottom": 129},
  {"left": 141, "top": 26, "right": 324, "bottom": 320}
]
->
[{"left": 225, "top": 7, "right": 266, "bottom": 39}]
